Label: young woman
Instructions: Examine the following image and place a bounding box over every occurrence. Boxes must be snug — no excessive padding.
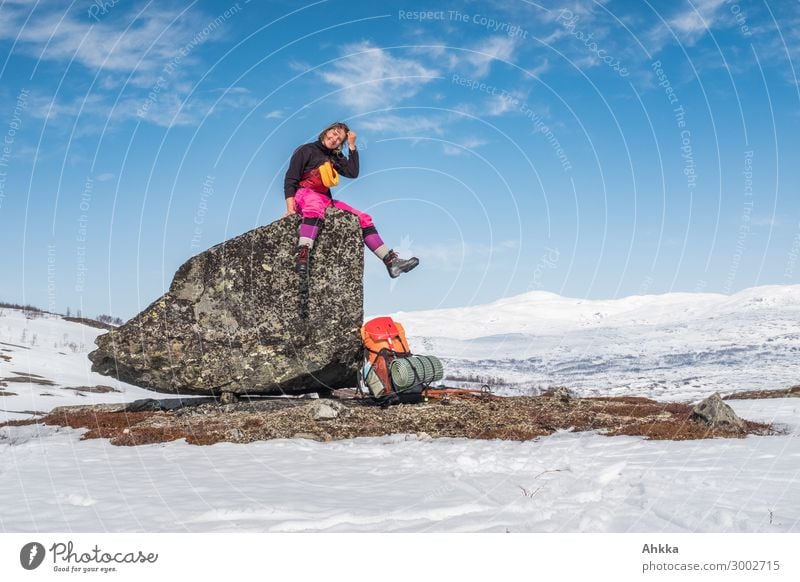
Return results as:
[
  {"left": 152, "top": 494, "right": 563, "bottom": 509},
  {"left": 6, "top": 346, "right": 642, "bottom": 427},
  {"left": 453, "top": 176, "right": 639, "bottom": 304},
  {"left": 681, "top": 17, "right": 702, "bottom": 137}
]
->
[{"left": 283, "top": 121, "right": 419, "bottom": 278}]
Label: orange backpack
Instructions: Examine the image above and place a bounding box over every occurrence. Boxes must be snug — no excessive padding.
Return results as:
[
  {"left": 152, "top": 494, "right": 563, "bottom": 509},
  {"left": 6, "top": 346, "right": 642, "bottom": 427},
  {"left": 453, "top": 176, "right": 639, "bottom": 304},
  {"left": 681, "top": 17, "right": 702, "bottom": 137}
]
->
[
  {"left": 360, "top": 316, "right": 412, "bottom": 399},
  {"left": 359, "top": 316, "right": 492, "bottom": 405}
]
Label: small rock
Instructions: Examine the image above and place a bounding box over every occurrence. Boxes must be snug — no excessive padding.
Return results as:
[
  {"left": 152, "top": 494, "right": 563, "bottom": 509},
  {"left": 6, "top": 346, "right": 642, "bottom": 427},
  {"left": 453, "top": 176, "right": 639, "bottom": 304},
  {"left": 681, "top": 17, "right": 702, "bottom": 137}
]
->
[
  {"left": 305, "top": 400, "right": 349, "bottom": 420},
  {"left": 292, "top": 432, "right": 323, "bottom": 441},
  {"left": 50, "top": 403, "right": 128, "bottom": 415},
  {"left": 691, "top": 392, "right": 746, "bottom": 431},
  {"left": 404, "top": 432, "right": 432, "bottom": 441},
  {"left": 219, "top": 392, "right": 238, "bottom": 405},
  {"left": 553, "top": 386, "right": 571, "bottom": 403}
]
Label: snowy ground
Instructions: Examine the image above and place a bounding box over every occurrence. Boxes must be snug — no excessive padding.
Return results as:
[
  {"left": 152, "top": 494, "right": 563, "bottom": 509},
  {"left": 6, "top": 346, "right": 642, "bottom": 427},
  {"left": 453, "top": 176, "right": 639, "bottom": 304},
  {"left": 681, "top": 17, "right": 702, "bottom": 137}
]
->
[
  {"left": 1, "top": 286, "right": 799, "bottom": 533},
  {"left": 0, "top": 308, "right": 197, "bottom": 424},
  {"left": 1, "top": 398, "right": 797, "bottom": 533}
]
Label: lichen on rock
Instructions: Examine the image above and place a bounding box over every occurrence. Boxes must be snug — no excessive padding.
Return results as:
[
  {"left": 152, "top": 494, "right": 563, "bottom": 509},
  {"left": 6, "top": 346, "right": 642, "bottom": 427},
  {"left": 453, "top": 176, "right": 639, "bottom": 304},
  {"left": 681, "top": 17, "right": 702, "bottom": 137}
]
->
[{"left": 88, "top": 209, "right": 364, "bottom": 396}]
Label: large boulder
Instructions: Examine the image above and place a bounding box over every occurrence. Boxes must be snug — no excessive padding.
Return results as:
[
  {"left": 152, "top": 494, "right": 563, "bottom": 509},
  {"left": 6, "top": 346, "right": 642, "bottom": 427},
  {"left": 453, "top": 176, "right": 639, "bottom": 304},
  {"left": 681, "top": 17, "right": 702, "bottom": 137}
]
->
[{"left": 88, "top": 209, "right": 364, "bottom": 396}]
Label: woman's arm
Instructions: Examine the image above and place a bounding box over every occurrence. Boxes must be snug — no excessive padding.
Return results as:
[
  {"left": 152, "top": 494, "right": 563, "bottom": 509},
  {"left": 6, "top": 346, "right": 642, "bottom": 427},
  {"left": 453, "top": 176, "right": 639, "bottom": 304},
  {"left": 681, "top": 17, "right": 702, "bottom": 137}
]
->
[
  {"left": 284, "top": 144, "right": 309, "bottom": 200},
  {"left": 335, "top": 130, "right": 359, "bottom": 178}
]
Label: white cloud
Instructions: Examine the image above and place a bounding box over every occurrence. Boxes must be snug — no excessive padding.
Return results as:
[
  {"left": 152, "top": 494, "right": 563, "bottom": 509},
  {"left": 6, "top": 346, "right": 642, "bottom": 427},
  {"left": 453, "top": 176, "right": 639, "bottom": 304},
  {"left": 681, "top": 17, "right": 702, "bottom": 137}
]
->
[
  {"left": 671, "top": 0, "right": 726, "bottom": 39},
  {"left": 0, "top": 3, "right": 218, "bottom": 86},
  {"left": 317, "top": 41, "right": 440, "bottom": 111},
  {"left": 489, "top": 89, "right": 529, "bottom": 116},
  {"left": 414, "top": 239, "right": 519, "bottom": 270},
  {"left": 0, "top": 3, "right": 255, "bottom": 129},
  {"left": 287, "top": 59, "right": 312, "bottom": 73},
  {"left": 464, "top": 36, "right": 518, "bottom": 78},
  {"left": 441, "top": 136, "right": 488, "bottom": 156},
  {"left": 441, "top": 143, "right": 462, "bottom": 156},
  {"left": 463, "top": 136, "right": 488, "bottom": 148},
  {"left": 359, "top": 113, "right": 450, "bottom": 135},
  {"left": 130, "top": 85, "right": 258, "bottom": 128},
  {"left": 647, "top": 0, "right": 727, "bottom": 52},
  {"left": 409, "top": 35, "right": 522, "bottom": 80}
]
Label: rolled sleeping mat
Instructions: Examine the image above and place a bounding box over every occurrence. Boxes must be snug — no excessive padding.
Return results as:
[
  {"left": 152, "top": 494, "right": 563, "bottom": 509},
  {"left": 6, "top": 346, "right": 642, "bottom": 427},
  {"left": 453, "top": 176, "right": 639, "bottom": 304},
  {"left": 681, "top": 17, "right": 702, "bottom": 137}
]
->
[{"left": 390, "top": 355, "right": 444, "bottom": 391}]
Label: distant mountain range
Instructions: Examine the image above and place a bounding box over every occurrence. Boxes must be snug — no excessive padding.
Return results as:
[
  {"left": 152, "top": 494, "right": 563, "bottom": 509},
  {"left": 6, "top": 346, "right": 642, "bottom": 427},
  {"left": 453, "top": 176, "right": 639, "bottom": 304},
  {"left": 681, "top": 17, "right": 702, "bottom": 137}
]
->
[{"left": 387, "top": 284, "right": 800, "bottom": 401}]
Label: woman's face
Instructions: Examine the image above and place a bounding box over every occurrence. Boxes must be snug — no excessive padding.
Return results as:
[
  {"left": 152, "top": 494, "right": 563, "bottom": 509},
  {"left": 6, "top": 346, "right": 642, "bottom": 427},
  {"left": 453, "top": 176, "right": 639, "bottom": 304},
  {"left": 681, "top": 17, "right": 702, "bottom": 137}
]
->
[{"left": 322, "top": 127, "right": 346, "bottom": 149}]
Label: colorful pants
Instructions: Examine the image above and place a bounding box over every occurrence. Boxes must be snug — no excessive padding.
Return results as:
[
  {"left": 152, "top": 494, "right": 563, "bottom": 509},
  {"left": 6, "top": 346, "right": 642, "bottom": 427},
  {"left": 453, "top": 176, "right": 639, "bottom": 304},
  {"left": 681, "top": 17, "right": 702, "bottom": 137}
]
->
[{"left": 295, "top": 187, "right": 384, "bottom": 252}]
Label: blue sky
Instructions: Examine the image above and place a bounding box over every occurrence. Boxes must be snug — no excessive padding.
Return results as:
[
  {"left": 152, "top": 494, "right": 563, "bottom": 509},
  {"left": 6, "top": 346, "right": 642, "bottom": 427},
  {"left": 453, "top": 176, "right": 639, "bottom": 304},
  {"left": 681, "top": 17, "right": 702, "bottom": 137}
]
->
[{"left": 1, "top": 0, "right": 799, "bottom": 320}]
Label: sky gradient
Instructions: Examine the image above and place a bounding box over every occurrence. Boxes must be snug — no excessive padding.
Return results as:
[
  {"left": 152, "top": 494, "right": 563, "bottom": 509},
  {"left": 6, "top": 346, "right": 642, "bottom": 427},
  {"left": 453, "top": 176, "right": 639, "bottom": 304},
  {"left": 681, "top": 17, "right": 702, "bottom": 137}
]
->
[{"left": 1, "top": 0, "right": 799, "bottom": 320}]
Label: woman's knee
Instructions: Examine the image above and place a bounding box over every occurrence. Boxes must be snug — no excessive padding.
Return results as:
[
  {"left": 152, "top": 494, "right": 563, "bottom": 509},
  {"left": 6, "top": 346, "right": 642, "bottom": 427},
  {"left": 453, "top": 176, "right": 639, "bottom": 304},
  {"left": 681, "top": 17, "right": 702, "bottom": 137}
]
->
[
  {"left": 357, "top": 212, "right": 374, "bottom": 229},
  {"left": 301, "top": 206, "right": 326, "bottom": 219},
  {"left": 297, "top": 191, "right": 329, "bottom": 219}
]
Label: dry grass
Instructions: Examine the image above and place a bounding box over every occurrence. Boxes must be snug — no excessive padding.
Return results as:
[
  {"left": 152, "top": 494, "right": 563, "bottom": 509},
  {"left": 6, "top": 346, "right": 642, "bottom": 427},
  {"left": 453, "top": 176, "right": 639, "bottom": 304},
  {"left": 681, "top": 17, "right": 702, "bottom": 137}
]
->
[
  {"left": 62, "top": 385, "right": 121, "bottom": 394},
  {"left": 1, "top": 372, "right": 55, "bottom": 386},
  {"left": 0, "top": 418, "right": 40, "bottom": 427},
  {"left": 723, "top": 385, "right": 800, "bottom": 400},
  {"left": 0, "top": 392, "right": 774, "bottom": 447},
  {"left": 41, "top": 408, "right": 191, "bottom": 445},
  {"left": 62, "top": 316, "right": 115, "bottom": 330}
]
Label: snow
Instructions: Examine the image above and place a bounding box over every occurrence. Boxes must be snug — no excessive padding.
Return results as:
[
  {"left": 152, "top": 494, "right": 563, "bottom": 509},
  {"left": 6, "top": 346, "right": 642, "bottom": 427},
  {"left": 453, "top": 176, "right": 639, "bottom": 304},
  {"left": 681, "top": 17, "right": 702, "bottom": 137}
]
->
[
  {"left": 389, "top": 283, "right": 800, "bottom": 400},
  {"left": 1, "top": 398, "right": 797, "bottom": 532},
  {"left": 1, "top": 285, "right": 799, "bottom": 533},
  {"left": 0, "top": 309, "right": 196, "bottom": 424}
]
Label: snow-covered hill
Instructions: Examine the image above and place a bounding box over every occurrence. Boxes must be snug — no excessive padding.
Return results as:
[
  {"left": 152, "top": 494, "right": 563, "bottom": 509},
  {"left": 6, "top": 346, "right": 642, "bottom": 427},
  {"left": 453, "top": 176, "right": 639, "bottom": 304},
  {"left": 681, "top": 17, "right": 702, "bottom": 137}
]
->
[
  {"left": 393, "top": 284, "right": 800, "bottom": 337},
  {"left": 388, "top": 284, "right": 800, "bottom": 401},
  {"left": 0, "top": 309, "right": 181, "bottom": 424}
]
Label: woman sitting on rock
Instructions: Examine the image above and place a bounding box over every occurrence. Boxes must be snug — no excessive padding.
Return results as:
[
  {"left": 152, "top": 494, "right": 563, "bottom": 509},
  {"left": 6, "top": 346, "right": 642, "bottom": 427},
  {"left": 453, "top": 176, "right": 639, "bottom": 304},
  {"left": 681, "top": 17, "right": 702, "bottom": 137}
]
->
[{"left": 283, "top": 121, "right": 419, "bottom": 278}]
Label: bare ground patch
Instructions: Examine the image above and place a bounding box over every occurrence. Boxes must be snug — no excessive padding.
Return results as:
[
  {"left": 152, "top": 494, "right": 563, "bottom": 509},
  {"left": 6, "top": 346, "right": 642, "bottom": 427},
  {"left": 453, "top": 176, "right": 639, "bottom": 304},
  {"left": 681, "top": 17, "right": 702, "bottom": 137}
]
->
[
  {"left": 62, "top": 316, "right": 115, "bottom": 330},
  {"left": 723, "top": 385, "right": 800, "bottom": 400},
  {"left": 1, "top": 372, "right": 56, "bottom": 386},
  {"left": 62, "top": 385, "right": 121, "bottom": 394},
  {"left": 0, "top": 393, "right": 775, "bottom": 447}
]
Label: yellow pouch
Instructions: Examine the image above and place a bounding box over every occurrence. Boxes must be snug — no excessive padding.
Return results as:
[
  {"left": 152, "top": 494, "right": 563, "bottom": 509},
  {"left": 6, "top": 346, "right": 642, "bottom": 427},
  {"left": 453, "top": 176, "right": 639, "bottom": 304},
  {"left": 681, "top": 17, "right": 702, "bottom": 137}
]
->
[{"left": 319, "top": 160, "right": 339, "bottom": 188}]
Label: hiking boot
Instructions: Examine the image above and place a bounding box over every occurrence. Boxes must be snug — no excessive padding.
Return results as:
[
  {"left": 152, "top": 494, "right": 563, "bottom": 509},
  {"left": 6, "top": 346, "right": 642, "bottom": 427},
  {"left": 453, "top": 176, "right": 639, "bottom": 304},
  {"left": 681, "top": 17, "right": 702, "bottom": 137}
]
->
[
  {"left": 383, "top": 249, "right": 419, "bottom": 278},
  {"left": 296, "top": 245, "right": 310, "bottom": 275}
]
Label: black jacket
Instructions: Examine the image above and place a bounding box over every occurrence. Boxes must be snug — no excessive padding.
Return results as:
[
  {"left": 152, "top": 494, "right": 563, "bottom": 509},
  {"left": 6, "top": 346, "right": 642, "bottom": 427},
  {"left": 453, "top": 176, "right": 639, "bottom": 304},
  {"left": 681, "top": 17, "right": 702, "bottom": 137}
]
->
[{"left": 283, "top": 138, "right": 359, "bottom": 199}]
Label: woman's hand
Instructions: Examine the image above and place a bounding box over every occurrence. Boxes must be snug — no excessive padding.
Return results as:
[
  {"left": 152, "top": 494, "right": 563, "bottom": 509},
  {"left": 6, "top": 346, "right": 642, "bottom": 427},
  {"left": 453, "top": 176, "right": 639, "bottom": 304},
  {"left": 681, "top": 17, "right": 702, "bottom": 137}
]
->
[
  {"left": 347, "top": 130, "right": 357, "bottom": 148},
  {"left": 283, "top": 197, "right": 297, "bottom": 217}
]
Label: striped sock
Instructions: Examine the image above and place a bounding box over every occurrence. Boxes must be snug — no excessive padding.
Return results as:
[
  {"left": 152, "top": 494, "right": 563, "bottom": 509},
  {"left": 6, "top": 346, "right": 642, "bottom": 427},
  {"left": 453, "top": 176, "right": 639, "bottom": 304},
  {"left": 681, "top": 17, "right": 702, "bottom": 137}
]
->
[
  {"left": 362, "top": 226, "right": 388, "bottom": 258},
  {"left": 298, "top": 217, "right": 324, "bottom": 246},
  {"left": 371, "top": 243, "right": 389, "bottom": 260}
]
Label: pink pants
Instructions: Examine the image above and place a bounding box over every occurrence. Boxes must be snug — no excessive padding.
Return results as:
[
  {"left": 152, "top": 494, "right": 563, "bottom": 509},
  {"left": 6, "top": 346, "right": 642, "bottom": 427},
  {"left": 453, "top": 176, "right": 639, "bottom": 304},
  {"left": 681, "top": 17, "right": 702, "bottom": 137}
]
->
[
  {"left": 295, "top": 187, "right": 384, "bottom": 251},
  {"left": 294, "top": 188, "right": 373, "bottom": 226}
]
